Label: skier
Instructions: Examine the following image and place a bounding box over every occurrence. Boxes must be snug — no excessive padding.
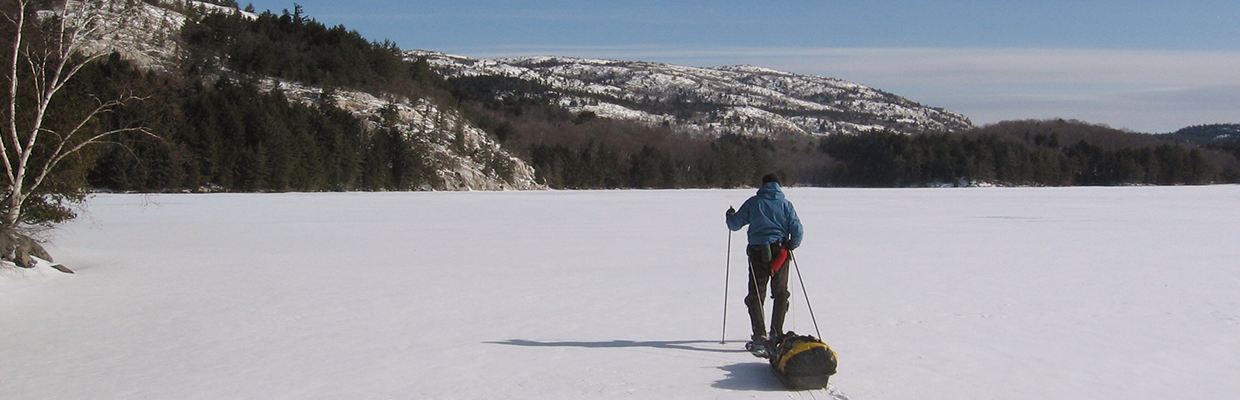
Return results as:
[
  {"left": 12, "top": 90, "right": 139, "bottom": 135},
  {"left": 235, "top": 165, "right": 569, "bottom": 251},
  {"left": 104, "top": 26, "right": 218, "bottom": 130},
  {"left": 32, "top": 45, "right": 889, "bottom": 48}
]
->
[{"left": 725, "top": 173, "right": 803, "bottom": 357}]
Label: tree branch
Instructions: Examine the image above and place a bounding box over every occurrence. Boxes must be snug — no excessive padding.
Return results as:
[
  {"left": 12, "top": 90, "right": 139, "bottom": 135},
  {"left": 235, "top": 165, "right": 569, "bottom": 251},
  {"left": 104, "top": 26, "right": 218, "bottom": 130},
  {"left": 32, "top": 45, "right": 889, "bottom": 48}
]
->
[
  {"left": 2, "top": 0, "right": 152, "bottom": 229},
  {"left": 25, "top": 93, "right": 150, "bottom": 197}
]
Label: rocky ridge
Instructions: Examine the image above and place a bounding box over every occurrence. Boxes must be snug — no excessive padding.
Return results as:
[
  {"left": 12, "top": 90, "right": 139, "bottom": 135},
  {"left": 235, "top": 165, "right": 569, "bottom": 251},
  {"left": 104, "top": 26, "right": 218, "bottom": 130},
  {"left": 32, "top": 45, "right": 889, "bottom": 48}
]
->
[{"left": 411, "top": 51, "right": 974, "bottom": 137}]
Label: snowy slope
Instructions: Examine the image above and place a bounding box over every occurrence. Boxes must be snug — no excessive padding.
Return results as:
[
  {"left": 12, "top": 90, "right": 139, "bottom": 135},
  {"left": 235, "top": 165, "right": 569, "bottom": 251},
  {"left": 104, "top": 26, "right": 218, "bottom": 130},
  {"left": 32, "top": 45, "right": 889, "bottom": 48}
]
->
[
  {"left": 412, "top": 51, "right": 974, "bottom": 136},
  {"left": 71, "top": 1, "right": 540, "bottom": 191},
  {"left": 3, "top": 187, "right": 1239, "bottom": 399},
  {"left": 69, "top": 0, "right": 257, "bottom": 72},
  {"left": 260, "top": 79, "right": 541, "bottom": 190}
]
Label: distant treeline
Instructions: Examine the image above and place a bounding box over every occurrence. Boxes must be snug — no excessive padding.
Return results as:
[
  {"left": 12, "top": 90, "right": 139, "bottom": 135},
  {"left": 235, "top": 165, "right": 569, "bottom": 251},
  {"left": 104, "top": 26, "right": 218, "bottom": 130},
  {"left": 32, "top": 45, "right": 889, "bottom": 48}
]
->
[
  {"left": 473, "top": 106, "right": 1235, "bottom": 188},
  {"left": 73, "top": 8, "right": 1240, "bottom": 192},
  {"left": 1158, "top": 124, "right": 1240, "bottom": 162},
  {"left": 451, "top": 75, "right": 1239, "bottom": 188},
  {"left": 1159, "top": 123, "right": 1240, "bottom": 145},
  {"left": 818, "top": 129, "right": 1217, "bottom": 187},
  {"left": 1210, "top": 141, "right": 1240, "bottom": 161}
]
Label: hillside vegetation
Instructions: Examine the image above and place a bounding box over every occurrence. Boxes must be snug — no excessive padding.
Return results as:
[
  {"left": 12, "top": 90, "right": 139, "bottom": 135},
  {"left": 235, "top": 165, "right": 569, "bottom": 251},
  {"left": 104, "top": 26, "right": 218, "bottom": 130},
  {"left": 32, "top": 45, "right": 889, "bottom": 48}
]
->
[
  {"left": 820, "top": 120, "right": 1234, "bottom": 187},
  {"left": 55, "top": 3, "right": 1240, "bottom": 190},
  {"left": 84, "top": 5, "right": 535, "bottom": 192}
]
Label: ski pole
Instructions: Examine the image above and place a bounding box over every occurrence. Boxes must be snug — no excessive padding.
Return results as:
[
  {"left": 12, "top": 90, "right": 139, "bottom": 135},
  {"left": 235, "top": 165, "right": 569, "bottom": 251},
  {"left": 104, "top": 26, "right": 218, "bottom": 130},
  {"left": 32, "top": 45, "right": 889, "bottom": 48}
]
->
[
  {"left": 789, "top": 250, "right": 822, "bottom": 339},
  {"left": 721, "top": 229, "right": 732, "bottom": 344}
]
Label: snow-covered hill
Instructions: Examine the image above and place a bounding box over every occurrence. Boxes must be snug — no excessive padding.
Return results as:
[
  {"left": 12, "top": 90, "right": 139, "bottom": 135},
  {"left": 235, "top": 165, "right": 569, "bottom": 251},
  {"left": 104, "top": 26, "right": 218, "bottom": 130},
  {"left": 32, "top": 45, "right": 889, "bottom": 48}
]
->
[
  {"left": 260, "top": 79, "right": 540, "bottom": 190},
  {"left": 1161, "top": 123, "right": 1240, "bottom": 144},
  {"left": 412, "top": 51, "right": 974, "bottom": 137},
  {"left": 76, "top": 0, "right": 541, "bottom": 191}
]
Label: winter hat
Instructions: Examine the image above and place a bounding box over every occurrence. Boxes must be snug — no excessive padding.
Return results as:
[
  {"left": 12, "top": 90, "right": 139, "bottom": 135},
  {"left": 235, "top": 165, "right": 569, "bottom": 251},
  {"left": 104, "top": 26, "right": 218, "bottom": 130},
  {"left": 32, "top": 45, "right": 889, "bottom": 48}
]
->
[{"left": 762, "top": 173, "right": 781, "bottom": 185}]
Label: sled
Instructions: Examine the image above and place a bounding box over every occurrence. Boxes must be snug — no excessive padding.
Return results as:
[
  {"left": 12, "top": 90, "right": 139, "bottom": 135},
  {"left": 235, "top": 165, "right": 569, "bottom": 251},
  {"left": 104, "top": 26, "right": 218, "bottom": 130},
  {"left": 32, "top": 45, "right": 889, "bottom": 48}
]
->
[{"left": 768, "top": 332, "right": 837, "bottom": 390}]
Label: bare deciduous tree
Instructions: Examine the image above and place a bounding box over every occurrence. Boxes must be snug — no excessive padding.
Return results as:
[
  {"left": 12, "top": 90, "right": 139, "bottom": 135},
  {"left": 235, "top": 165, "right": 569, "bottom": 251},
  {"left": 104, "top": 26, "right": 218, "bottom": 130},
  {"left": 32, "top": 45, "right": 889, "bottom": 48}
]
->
[{"left": 1, "top": 0, "right": 150, "bottom": 267}]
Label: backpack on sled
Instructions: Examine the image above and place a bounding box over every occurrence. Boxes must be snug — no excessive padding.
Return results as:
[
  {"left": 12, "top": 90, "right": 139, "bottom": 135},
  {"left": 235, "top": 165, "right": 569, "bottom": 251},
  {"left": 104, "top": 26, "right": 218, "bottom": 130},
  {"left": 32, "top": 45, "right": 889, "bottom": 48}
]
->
[{"left": 768, "top": 331, "right": 838, "bottom": 390}]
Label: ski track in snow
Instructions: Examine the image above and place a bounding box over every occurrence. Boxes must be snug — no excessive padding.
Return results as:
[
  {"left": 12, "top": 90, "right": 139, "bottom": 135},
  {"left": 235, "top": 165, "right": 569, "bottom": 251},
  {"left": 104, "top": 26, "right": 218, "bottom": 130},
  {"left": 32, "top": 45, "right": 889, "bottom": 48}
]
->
[{"left": 3, "top": 186, "right": 1239, "bottom": 399}]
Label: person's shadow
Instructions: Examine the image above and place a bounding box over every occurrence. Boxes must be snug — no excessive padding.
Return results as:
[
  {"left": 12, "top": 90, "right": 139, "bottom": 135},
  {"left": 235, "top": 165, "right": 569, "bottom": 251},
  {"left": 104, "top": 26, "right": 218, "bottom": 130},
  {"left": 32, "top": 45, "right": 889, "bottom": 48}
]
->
[
  {"left": 712, "top": 362, "right": 786, "bottom": 391},
  {"left": 488, "top": 339, "right": 785, "bottom": 392}
]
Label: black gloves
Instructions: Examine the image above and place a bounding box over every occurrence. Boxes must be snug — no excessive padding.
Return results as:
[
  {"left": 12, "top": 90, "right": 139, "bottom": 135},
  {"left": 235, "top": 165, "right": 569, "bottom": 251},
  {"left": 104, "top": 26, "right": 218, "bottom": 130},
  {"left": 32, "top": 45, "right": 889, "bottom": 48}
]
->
[{"left": 726, "top": 207, "right": 735, "bottom": 217}]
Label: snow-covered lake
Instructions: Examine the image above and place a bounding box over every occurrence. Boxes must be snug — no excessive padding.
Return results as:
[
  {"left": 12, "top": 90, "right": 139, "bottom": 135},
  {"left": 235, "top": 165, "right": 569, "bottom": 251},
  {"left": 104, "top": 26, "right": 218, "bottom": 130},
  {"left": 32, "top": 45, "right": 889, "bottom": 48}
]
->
[{"left": 3, "top": 186, "right": 1238, "bottom": 399}]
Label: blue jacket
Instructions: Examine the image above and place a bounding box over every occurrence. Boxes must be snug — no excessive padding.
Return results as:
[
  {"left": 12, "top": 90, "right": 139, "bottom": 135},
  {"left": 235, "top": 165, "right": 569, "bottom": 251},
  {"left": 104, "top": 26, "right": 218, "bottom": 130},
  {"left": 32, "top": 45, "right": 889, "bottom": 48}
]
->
[{"left": 726, "top": 182, "right": 803, "bottom": 248}]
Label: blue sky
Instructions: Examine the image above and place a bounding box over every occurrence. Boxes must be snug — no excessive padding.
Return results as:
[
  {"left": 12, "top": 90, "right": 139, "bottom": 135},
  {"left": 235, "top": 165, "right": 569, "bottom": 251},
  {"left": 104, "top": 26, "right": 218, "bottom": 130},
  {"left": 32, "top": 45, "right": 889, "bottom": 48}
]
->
[{"left": 241, "top": 1, "right": 1240, "bottom": 132}]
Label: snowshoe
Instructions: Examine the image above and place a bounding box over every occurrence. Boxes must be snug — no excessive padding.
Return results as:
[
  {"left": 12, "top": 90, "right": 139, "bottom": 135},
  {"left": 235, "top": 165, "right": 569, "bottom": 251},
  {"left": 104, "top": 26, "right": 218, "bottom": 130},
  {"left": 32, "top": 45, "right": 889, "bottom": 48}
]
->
[{"left": 745, "top": 339, "right": 771, "bottom": 358}]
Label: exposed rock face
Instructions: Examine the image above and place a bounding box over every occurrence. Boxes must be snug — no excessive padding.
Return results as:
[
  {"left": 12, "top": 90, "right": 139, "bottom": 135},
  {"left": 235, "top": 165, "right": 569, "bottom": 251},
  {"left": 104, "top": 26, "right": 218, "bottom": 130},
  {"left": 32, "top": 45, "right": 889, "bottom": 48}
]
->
[
  {"left": 412, "top": 51, "right": 974, "bottom": 137},
  {"left": 0, "top": 232, "right": 54, "bottom": 269},
  {"left": 261, "top": 79, "right": 543, "bottom": 191},
  {"left": 80, "top": 1, "right": 543, "bottom": 191}
]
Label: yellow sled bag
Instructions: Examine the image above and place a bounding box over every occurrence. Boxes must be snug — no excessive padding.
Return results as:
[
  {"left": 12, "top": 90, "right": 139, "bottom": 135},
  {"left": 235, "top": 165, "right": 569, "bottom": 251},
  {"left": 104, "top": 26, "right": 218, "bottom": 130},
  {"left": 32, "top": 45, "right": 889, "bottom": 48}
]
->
[{"left": 768, "top": 332, "right": 838, "bottom": 390}]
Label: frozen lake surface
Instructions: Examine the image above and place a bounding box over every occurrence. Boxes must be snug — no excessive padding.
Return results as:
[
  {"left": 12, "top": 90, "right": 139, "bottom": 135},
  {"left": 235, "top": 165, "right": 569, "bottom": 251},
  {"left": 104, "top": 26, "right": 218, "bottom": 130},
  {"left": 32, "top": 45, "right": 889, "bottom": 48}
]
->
[{"left": 3, "top": 186, "right": 1238, "bottom": 399}]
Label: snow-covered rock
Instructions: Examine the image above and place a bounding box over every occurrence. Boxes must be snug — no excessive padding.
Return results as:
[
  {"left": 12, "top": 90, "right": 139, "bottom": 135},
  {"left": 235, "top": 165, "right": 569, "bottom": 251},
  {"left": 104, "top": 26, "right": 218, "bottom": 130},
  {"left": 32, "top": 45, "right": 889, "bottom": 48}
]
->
[
  {"left": 259, "top": 80, "right": 542, "bottom": 191},
  {"left": 410, "top": 51, "right": 974, "bottom": 137},
  {"left": 70, "top": 1, "right": 540, "bottom": 191}
]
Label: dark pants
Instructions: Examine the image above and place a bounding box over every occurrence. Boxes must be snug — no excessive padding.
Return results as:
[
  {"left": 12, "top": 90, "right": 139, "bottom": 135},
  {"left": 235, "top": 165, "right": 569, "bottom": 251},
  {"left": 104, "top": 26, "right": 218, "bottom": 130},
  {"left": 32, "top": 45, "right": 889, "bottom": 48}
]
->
[{"left": 745, "top": 244, "right": 791, "bottom": 340}]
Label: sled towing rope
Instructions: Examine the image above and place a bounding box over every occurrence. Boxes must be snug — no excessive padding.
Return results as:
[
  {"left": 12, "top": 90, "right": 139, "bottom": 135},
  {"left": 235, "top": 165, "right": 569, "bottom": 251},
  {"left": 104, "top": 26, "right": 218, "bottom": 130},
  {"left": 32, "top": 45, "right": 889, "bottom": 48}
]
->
[
  {"left": 765, "top": 249, "right": 837, "bottom": 391},
  {"left": 788, "top": 249, "right": 821, "bottom": 339}
]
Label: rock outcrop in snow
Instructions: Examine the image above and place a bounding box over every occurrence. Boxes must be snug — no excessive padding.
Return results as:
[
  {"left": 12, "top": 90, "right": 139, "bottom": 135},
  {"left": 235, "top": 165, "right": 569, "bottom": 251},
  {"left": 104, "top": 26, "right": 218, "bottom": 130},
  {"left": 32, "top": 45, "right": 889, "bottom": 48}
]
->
[
  {"left": 261, "top": 79, "right": 541, "bottom": 190},
  {"left": 77, "top": 1, "right": 540, "bottom": 191},
  {"left": 411, "top": 51, "right": 974, "bottom": 137}
]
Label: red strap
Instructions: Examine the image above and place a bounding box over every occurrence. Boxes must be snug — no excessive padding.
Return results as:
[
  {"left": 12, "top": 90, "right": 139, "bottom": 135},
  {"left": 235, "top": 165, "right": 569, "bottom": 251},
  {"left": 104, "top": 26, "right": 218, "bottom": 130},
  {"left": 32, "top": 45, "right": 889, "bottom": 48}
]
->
[{"left": 770, "top": 247, "right": 788, "bottom": 276}]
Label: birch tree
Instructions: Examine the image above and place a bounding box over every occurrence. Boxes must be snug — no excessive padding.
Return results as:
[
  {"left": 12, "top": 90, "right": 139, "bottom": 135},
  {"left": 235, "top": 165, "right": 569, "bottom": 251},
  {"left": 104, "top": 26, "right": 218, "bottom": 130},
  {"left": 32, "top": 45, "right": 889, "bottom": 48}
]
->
[{"left": 1, "top": 0, "right": 149, "bottom": 265}]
